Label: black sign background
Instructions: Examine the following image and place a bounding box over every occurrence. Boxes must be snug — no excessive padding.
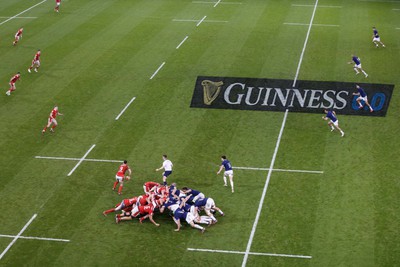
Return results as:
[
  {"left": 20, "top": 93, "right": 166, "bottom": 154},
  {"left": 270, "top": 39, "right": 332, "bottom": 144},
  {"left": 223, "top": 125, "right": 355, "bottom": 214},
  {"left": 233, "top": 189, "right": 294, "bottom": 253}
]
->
[{"left": 190, "top": 76, "right": 394, "bottom": 117}]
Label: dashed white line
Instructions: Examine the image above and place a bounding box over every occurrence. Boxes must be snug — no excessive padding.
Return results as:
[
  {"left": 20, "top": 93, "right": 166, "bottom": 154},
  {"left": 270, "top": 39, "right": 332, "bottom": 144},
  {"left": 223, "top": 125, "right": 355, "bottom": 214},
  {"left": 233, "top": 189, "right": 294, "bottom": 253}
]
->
[
  {"left": 233, "top": 166, "right": 324, "bottom": 174},
  {"left": 176, "top": 36, "right": 189, "bottom": 49},
  {"left": 0, "top": 214, "right": 37, "bottom": 260},
  {"left": 172, "top": 19, "right": 228, "bottom": 23},
  {"left": 192, "top": 1, "right": 242, "bottom": 4},
  {"left": 115, "top": 96, "right": 136, "bottom": 120},
  {"left": 241, "top": 109, "right": 289, "bottom": 267},
  {"left": 0, "top": 0, "right": 47, "bottom": 26},
  {"left": 35, "top": 156, "right": 123, "bottom": 163},
  {"left": 67, "top": 144, "right": 96, "bottom": 176},
  {"left": 0, "top": 234, "right": 70, "bottom": 243},
  {"left": 150, "top": 62, "right": 166, "bottom": 80},
  {"left": 214, "top": 0, "right": 222, "bottom": 7},
  {"left": 197, "top": 16, "right": 207, "bottom": 27},
  {"left": 0, "top": 16, "right": 38, "bottom": 19}
]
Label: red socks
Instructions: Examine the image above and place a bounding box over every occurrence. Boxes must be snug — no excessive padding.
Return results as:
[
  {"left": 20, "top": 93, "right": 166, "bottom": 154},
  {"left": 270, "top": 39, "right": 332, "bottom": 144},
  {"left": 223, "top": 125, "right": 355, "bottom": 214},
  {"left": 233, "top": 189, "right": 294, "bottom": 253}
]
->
[{"left": 113, "top": 181, "right": 119, "bottom": 190}]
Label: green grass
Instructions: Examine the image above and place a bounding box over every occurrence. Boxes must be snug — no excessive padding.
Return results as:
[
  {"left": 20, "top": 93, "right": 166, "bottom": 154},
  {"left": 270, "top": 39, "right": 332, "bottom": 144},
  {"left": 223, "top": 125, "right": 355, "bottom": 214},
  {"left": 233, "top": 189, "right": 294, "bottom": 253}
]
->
[{"left": 0, "top": 0, "right": 399, "bottom": 266}]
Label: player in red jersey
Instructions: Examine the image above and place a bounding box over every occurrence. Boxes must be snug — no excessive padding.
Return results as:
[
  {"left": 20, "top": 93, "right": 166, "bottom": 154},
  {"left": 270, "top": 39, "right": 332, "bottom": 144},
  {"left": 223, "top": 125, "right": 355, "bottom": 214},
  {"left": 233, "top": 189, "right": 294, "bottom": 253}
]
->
[
  {"left": 28, "top": 50, "right": 41, "bottom": 73},
  {"left": 143, "top": 181, "right": 160, "bottom": 194},
  {"left": 55, "top": 0, "right": 61, "bottom": 12},
  {"left": 103, "top": 196, "right": 137, "bottom": 216},
  {"left": 113, "top": 160, "right": 132, "bottom": 195},
  {"left": 13, "top": 27, "right": 23, "bottom": 46},
  {"left": 42, "top": 106, "right": 63, "bottom": 134},
  {"left": 5, "top": 72, "right": 21, "bottom": 96},
  {"left": 116, "top": 203, "right": 160, "bottom": 226}
]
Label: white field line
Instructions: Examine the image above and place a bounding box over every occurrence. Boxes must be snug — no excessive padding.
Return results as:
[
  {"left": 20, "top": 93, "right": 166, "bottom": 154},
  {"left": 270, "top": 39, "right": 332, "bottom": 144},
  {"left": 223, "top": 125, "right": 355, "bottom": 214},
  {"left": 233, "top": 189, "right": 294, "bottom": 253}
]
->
[
  {"left": 214, "top": 0, "right": 222, "bottom": 7},
  {"left": 35, "top": 156, "right": 123, "bottom": 163},
  {"left": 0, "top": 0, "right": 47, "bottom": 26},
  {"left": 0, "top": 214, "right": 37, "bottom": 260},
  {"left": 115, "top": 96, "right": 136, "bottom": 120},
  {"left": 187, "top": 248, "right": 312, "bottom": 259},
  {"left": 284, "top": 23, "right": 339, "bottom": 27},
  {"left": 396, "top": 28, "right": 400, "bottom": 30},
  {"left": 359, "top": 0, "right": 400, "bottom": 2},
  {"left": 192, "top": 1, "right": 242, "bottom": 4},
  {"left": 233, "top": 166, "right": 323, "bottom": 174},
  {"left": 292, "top": 0, "right": 319, "bottom": 88},
  {"left": 292, "top": 4, "right": 341, "bottom": 8},
  {"left": 393, "top": 9, "right": 400, "bottom": 11},
  {"left": 172, "top": 19, "right": 228, "bottom": 23},
  {"left": 67, "top": 144, "right": 96, "bottom": 176},
  {"left": 150, "top": 62, "right": 165, "bottom": 80},
  {"left": 0, "top": 16, "right": 38, "bottom": 19},
  {"left": 197, "top": 16, "right": 207, "bottom": 27},
  {"left": 241, "top": 109, "right": 289, "bottom": 267},
  {"left": 0, "top": 234, "right": 70, "bottom": 243},
  {"left": 176, "top": 36, "right": 189, "bottom": 49}
]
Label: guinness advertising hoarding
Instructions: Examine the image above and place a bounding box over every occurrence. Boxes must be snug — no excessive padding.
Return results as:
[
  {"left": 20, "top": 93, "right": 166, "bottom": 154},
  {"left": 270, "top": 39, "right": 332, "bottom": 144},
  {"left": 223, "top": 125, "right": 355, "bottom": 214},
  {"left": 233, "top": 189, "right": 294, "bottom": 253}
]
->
[{"left": 190, "top": 76, "right": 394, "bottom": 117}]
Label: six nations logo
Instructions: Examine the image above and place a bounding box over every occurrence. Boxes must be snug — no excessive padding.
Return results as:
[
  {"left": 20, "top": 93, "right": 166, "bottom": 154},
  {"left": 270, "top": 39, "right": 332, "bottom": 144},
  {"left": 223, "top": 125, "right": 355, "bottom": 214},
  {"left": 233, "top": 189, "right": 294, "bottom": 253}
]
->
[{"left": 190, "top": 76, "right": 394, "bottom": 117}]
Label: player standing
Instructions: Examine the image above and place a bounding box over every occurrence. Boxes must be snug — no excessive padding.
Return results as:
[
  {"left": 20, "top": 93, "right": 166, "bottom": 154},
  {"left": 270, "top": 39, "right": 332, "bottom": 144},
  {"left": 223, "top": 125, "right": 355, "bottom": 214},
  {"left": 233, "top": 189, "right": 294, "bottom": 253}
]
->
[
  {"left": 113, "top": 160, "right": 132, "bottom": 195},
  {"left": 28, "top": 50, "right": 41, "bottom": 73},
  {"left": 322, "top": 110, "right": 345, "bottom": 137},
  {"left": 13, "top": 27, "right": 23, "bottom": 46},
  {"left": 42, "top": 106, "right": 63, "bottom": 134},
  {"left": 347, "top": 54, "right": 368, "bottom": 78},
  {"left": 156, "top": 155, "right": 173, "bottom": 186},
  {"left": 217, "top": 155, "right": 234, "bottom": 193},
  {"left": 353, "top": 85, "right": 374, "bottom": 112},
  {"left": 54, "top": 0, "right": 61, "bottom": 12},
  {"left": 5, "top": 72, "right": 21, "bottom": 96},
  {"left": 372, "top": 27, "right": 385, "bottom": 48}
]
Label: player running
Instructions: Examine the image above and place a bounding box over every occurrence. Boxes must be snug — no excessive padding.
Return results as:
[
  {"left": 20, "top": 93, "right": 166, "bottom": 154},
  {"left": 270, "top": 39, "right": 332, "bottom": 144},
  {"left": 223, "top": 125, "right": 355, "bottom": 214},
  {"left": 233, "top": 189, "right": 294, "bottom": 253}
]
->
[
  {"left": 28, "top": 50, "right": 41, "bottom": 73},
  {"left": 347, "top": 55, "right": 368, "bottom": 78},
  {"left": 217, "top": 155, "right": 234, "bottom": 193},
  {"left": 353, "top": 85, "right": 374, "bottom": 112},
  {"left": 5, "top": 72, "right": 21, "bottom": 96},
  {"left": 55, "top": 0, "right": 61, "bottom": 12},
  {"left": 372, "top": 27, "right": 385, "bottom": 48},
  {"left": 155, "top": 155, "right": 173, "bottom": 186},
  {"left": 13, "top": 27, "right": 23, "bottom": 46},
  {"left": 42, "top": 106, "right": 63, "bottom": 134},
  {"left": 113, "top": 160, "right": 132, "bottom": 195},
  {"left": 322, "top": 110, "right": 345, "bottom": 137}
]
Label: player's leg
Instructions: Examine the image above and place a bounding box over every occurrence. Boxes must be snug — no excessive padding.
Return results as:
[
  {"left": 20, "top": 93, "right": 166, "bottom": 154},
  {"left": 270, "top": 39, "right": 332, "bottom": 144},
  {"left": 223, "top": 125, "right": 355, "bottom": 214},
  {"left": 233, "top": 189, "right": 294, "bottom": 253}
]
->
[
  {"left": 50, "top": 119, "right": 58, "bottom": 132},
  {"left": 333, "top": 121, "right": 344, "bottom": 137},
  {"left": 113, "top": 176, "right": 121, "bottom": 190},
  {"left": 13, "top": 37, "right": 18, "bottom": 46},
  {"left": 356, "top": 97, "right": 363, "bottom": 109},
  {"left": 327, "top": 121, "right": 335, "bottom": 131},
  {"left": 118, "top": 180, "right": 124, "bottom": 195},
  {"left": 353, "top": 65, "right": 360, "bottom": 74},
  {"left": 364, "top": 99, "right": 374, "bottom": 112},
  {"left": 223, "top": 173, "right": 227, "bottom": 186},
  {"left": 162, "top": 175, "right": 167, "bottom": 186},
  {"left": 34, "top": 61, "right": 40, "bottom": 72},
  {"left": 229, "top": 174, "right": 234, "bottom": 193},
  {"left": 6, "top": 83, "right": 13, "bottom": 95}
]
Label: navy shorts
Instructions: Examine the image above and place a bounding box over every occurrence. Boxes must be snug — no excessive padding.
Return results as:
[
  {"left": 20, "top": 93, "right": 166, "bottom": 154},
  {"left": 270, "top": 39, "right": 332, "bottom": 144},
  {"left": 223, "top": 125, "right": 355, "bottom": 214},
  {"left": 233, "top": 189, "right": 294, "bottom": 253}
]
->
[{"left": 163, "top": 171, "right": 172, "bottom": 177}]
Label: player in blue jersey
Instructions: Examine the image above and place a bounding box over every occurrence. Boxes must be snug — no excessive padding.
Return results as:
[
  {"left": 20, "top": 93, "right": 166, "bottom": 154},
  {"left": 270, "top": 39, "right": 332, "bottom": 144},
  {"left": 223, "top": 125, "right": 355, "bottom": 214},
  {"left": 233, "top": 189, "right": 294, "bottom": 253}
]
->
[
  {"left": 322, "top": 110, "right": 345, "bottom": 137},
  {"left": 194, "top": 197, "right": 224, "bottom": 224},
  {"left": 372, "top": 27, "right": 385, "bottom": 48},
  {"left": 353, "top": 85, "right": 373, "bottom": 112},
  {"left": 217, "top": 155, "right": 234, "bottom": 193},
  {"left": 173, "top": 207, "right": 205, "bottom": 233},
  {"left": 347, "top": 55, "right": 368, "bottom": 78},
  {"left": 181, "top": 187, "right": 205, "bottom": 204}
]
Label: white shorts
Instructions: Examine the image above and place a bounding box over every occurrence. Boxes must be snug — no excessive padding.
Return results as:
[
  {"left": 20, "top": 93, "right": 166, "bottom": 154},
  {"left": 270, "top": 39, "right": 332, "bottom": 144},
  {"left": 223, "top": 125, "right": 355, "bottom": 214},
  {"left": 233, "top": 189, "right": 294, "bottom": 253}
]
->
[
  {"left": 192, "top": 193, "right": 205, "bottom": 203},
  {"left": 224, "top": 170, "right": 233, "bottom": 177},
  {"left": 32, "top": 60, "right": 40, "bottom": 66},
  {"left": 115, "top": 175, "right": 124, "bottom": 182},
  {"left": 354, "top": 64, "right": 362, "bottom": 69},
  {"left": 330, "top": 120, "right": 339, "bottom": 126},
  {"left": 357, "top": 96, "right": 368, "bottom": 103},
  {"left": 185, "top": 212, "right": 195, "bottom": 224},
  {"left": 15, "top": 36, "right": 20, "bottom": 41},
  {"left": 47, "top": 117, "right": 57, "bottom": 126},
  {"left": 205, "top": 198, "right": 215, "bottom": 210},
  {"left": 373, "top": 37, "right": 380, "bottom": 42}
]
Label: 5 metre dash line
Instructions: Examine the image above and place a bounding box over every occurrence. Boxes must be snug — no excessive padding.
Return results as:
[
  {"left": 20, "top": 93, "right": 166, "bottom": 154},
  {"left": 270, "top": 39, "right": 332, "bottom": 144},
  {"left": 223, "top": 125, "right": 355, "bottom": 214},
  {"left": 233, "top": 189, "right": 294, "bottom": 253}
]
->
[
  {"left": 150, "top": 62, "right": 166, "bottom": 80},
  {"left": 176, "top": 36, "right": 189, "bottom": 49},
  {"left": 67, "top": 144, "right": 96, "bottom": 176},
  {"left": 115, "top": 97, "right": 136, "bottom": 120},
  {"left": 197, "top": 16, "right": 207, "bottom": 27}
]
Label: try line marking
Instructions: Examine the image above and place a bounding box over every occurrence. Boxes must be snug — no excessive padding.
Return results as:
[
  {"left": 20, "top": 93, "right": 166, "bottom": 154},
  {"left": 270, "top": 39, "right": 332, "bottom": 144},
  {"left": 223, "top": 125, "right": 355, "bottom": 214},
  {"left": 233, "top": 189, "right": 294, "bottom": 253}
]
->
[
  {"left": 0, "top": 214, "right": 70, "bottom": 261},
  {"left": 67, "top": 144, "right": 96, "bottom": 176},
  {"left": 0, "top": 0, "right": 47, "bottom": 26},
  {"left": 115, "top": 96, "right": 136, "bottom": 120},
  {"left": 187, "top": 248, "right": 312, "bottom": 259},
  {"left": 150, "top": 62, "right": 165, "bottom": 80},
  {"left": 35, "top": 156, "right": 123, "bottom": 163},
  {"left": 233, "top": 166, "right": 323, "bottom": 174}
]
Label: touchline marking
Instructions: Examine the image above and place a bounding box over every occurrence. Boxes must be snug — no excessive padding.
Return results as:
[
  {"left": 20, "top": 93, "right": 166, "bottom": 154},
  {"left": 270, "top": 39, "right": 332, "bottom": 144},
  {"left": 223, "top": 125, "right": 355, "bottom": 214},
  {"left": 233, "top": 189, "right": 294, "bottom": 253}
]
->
[
  {"left": 292, "top": 4, "right": 341, "bottom": 8},
  {"left": 233, "top": 166, "right": 323, "bottom": 174},
  {"left": 0, "top": 0, "right": 47, "bottom": 26},
  {"left": 115, "top": 96, "right": 136, "bottom": 120},
  {"left": 0, "top": 235, "right": 70, "bottom": 243},
  {"left": 176, "top": 36, "right": 189, "bottom": 49},
  {"left": 150, "top": 62, "right": 165, "bottom": 80},
  {"left": 214, "top": 0, "right": 222, "bottom": 7},
  {"left": 187, "top": 248, "right": 312, "bottom": 259},
  {"left": 35, "top": 156, "right": 123, "bottom": 163},
  {"left": 292, "top": 0, "right": 319, "bottom": 88},
  {"left": 0, "top": 16, "right": 38, "bottom": 19},
  {"left": 0, "top": 214, "right": 37, "bottom": 260},
  {"left": 284, "top": 23, "right": 339, "bottom": 27},
  {"left": 67, "top": 144, "right": 96, "bottom": 176},
  {"left": 197, "top": 16, "right": 207, "bottom": 27},
  {"left": 241, "top": 109, "right": 289, "bottom": 267}
]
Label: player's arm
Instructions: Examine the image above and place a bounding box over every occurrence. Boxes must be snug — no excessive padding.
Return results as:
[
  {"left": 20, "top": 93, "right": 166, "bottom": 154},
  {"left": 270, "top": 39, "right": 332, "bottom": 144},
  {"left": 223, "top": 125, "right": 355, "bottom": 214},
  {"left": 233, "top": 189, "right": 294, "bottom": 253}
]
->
[
  {"left": 127, "top": 167, "right": 132, "bottom": 176},
  {"left": 332, "top": 111, "right": 337, "bottom": 116},
  {"left": 149, "top": 214, "right": 159, "bottom": 227},
  {"left": 352, "top": 92, "right": 360, "bottom": 96},
  {"left": 217, "top": 165, "right": 224, "bottom": 175},
  {"left": 155, "top": 165, "right": 163, "bottom": 171}
]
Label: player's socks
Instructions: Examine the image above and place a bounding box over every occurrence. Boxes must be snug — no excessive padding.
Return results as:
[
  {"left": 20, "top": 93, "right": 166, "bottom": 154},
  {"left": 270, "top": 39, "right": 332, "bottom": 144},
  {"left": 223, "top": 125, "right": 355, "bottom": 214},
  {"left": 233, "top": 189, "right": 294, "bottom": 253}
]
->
[
  {"left": 193, "top": 224, "right": 204, "bottom": 230},
  {"left": 6, "top": 90, "right": 10, "bottom": 96},
  {"left": 118, "top": 185, "right": 123, "bottom": 194},
  {"left": 223, "top": 176, "right": 227, "bottom": 186},
  {"left": 163, "top": 181, "right": 167, "bottom": 186},
  {"left": 28, "top": 68, "right": 31, "bottom": 73},
  {"left": 230, "top": 180, "right": 234, "bottom": 193},
  {"left": 113, "top": 181, "right": 119, "bottom": 190},
  {"left": 341, "top": 131, "right": 345, "bottom": 137},
  {"left": 34, "top": 68, "right": 38, "bottom": 73},
  {"left": 104, "top": 208, "right": 115, "bottom": 215}
]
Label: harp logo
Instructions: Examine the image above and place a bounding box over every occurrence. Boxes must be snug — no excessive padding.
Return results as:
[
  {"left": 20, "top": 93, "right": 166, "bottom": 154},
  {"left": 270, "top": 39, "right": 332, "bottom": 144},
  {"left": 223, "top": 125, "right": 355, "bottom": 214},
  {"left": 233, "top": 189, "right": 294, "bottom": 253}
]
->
[{"left": 202, "top": 80, "right": 223, "bottom": 105}]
